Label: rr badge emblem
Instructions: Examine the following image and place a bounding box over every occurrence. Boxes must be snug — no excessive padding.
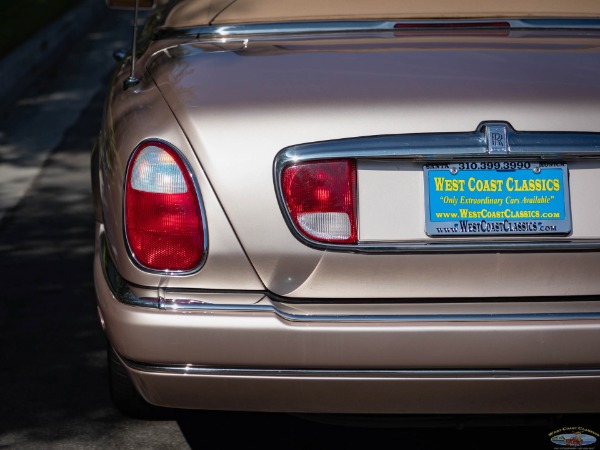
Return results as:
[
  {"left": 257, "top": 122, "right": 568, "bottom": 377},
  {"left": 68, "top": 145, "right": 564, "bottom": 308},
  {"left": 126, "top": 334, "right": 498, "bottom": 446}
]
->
[{"left": 486, "top": 124, "right": 509, "bottom": 155}]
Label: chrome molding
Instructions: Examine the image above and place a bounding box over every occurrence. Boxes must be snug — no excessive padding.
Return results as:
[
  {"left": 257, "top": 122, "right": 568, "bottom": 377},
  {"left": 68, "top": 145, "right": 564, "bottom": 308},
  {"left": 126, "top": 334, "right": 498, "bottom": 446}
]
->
[
  {"left": 100, "top": 234, "right": 160, "bottom": 308},
  {"left": 156, "top": 19, "right": 600, "bottom": 40},
  {"left": 101, "top": 233, "right": 266, "bottom": 310},
  {"left": 273, "top": 122, "right": 600, "bottom": 254},
  {"left": 101, "top": 236, "right": 600, "bottom": 321},
  {"left": 275, "top": 122, "right": 600, "bottom": 165},
  {"left": 123, "top": 357, "right": 600, "bottom": 378}
]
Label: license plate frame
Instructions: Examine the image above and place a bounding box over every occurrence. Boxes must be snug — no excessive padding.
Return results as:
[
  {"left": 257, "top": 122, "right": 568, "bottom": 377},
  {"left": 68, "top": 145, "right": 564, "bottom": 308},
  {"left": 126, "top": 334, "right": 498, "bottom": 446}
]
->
[{"left": 423, "top": 161, "right": 572, "bottom": 236}]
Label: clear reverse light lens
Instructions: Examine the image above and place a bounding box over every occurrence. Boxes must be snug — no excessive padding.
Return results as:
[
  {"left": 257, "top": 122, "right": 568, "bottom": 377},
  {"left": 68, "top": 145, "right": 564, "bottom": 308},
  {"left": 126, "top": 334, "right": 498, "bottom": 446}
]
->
[
  {"left": 130, "top": 146, "right": 188, "bottom": 194},
  {"left": 297, "top": 212, "right": 351, "bottom": 240}
]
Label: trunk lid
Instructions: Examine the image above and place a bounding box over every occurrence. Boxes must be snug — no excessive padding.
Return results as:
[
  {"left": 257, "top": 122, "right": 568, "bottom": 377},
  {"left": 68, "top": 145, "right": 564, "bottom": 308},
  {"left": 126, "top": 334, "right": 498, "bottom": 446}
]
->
[{"left": 148, "top": 28, "right": 600, "bottom": 298}]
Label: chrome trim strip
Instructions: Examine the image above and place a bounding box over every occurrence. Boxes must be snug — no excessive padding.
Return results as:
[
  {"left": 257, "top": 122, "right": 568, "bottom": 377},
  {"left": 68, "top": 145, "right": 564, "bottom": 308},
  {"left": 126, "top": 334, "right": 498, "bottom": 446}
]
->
[
  {"left": 273, "top": 122, "right": 600, "bottom": 254},
  {"left": 321, "top": 240, "right": 600, "bottom": 254},
  {"left": 101, "top": 239, "right": 600, "bottom": 321},
  {"left": 101, "top": 233, "right": 267, "bottom": 310},
  {"left": 275, "top": 123, "right": 600, "bottom": 164},
  {"left": 100, "top": 234, "right": 160, "bottom": 308},
  {"left": 161, "top": 303, "right": 600, "bottom": 321},
  {"left": 156, "top": 19, "right": 600, "bottom": 40},
  {"left": 123, "top": 358, "right": 600, "bottom": 378}
]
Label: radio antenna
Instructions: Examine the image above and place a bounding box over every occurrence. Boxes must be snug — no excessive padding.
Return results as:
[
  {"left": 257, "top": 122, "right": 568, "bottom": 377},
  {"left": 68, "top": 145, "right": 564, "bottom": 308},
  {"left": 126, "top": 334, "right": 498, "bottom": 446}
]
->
[{"left": 124, "top": 0, "right": 141, "bottom": 89}]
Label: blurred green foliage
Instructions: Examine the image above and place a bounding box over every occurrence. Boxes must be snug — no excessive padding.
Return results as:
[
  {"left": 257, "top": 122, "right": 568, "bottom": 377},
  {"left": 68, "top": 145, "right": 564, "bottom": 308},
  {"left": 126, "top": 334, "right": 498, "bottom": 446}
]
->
[{"left": 0, "top": 0, "right": 82, "bottom": 58}]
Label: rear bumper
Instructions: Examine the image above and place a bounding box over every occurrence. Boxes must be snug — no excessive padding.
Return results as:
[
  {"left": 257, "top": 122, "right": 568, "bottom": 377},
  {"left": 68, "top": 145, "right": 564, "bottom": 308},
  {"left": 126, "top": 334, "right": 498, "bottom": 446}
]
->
[
  {"left": 123, "top": 359, "right": 600, "bottom": 414},
  {"left": 95, "top": 237, "right": 600, "bottom": 414}
]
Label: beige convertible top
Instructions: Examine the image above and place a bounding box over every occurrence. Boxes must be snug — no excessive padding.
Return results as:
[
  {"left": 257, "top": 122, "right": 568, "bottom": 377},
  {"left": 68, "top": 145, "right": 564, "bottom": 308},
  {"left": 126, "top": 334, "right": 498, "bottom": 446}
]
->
[{"left": 162, "top": 0, "right": 600, "bottom": 28}]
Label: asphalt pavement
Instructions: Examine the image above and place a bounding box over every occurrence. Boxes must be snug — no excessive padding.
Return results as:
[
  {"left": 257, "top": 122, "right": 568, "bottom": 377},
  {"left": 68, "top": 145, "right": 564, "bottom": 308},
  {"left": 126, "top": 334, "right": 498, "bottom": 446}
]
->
[
  {"left": 0, "top": 4, "right": 196, "bottom": 448},
  {"left": 0, "top": 0, "right": 133, "bottom": 226}
]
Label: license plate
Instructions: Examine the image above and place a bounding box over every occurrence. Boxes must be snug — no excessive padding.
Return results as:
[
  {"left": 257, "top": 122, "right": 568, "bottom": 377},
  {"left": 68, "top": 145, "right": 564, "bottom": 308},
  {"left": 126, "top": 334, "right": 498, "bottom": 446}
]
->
[{"left": 424, "top": 162, "right": 571, "bottom": 236}]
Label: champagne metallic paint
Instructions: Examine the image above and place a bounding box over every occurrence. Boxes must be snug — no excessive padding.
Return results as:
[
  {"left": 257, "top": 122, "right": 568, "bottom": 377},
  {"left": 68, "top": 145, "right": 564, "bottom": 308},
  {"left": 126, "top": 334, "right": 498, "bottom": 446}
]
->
[{"left": 94, "top": 2, "right": 600, "bottom": 414}]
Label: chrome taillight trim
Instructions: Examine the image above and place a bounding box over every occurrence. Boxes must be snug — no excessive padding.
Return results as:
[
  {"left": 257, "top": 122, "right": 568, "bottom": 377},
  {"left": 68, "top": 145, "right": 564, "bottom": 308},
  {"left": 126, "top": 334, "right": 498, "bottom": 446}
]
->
[
  {"left": 274, "top": 121, "right": 600, "bottom": 254},
  {"left": 122, "top": 139, "right": 209, "bottom": 275},
  {"left": 156, "top": 19, "right": 600, "bottom": 40}
]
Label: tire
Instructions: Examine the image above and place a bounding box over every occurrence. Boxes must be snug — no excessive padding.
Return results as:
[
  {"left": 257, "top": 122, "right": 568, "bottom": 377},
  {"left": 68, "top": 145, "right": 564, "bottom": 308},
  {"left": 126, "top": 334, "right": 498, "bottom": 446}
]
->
[{"left": 107, "top": 341, "right": 170, "bottom": 419}]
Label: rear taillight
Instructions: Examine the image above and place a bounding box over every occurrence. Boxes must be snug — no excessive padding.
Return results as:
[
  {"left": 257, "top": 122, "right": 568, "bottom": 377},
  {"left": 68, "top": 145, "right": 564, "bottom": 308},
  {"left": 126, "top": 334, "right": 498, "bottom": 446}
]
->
[
  {"left": 125, "top": 141, "right": 205, "bottom": 272},
  {"left": 281, "top": 159, "right": 357, "bottom": 244}
]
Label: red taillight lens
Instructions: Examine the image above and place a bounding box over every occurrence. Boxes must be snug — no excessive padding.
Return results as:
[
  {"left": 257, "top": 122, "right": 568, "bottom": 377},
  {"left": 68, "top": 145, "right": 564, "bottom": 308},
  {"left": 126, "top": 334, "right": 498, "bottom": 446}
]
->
[
  {"left": 125, "top": 141, "right": 204, "bottom": 272},
  {"left": 281, "top": 159, "right": 357, "bottom": 244}
]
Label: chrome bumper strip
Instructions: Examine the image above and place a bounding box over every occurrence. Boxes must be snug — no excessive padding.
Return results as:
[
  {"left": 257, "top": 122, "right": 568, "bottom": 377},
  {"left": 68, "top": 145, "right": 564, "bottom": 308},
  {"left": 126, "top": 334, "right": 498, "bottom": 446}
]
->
[
  {"left": 123, "top": 357, "right": 600, "bottom": 378},
  {"left": 101, "top": 234, "right": 600, "bottom": 321}
]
